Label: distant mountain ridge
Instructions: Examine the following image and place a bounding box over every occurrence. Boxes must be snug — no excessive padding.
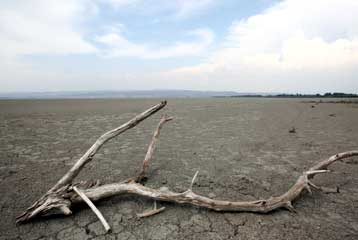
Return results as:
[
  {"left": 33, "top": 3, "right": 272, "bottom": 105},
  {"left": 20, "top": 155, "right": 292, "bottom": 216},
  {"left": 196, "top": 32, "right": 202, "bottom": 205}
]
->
[
  {"left": 1, "top": 90, "right": 355, "bottom": 99},
  {"left": 0, "top": 90, "right": 243, "bottom": 99}
]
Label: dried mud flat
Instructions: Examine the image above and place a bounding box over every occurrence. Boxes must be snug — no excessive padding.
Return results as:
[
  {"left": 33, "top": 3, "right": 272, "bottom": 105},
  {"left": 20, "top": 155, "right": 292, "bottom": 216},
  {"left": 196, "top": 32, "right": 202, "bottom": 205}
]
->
[{"left": 1, "top": 98, "right": 358, "bottom": 240}]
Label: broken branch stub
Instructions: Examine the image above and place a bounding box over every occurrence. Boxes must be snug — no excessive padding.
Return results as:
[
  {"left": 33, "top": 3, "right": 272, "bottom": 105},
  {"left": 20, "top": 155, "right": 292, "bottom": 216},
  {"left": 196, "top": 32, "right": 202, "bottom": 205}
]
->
[
  {"left": 135, "top": 115, "right": 173, "bottom": 183},
  {"left": 17, "top": 100, "right": 358, "bottom": 229}
]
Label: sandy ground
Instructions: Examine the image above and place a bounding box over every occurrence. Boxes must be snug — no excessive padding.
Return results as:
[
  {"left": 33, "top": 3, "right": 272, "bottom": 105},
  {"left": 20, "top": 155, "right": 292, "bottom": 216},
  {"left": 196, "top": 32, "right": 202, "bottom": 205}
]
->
[{"left": 0, "top": 98, "right": 358, "bottom": 240}]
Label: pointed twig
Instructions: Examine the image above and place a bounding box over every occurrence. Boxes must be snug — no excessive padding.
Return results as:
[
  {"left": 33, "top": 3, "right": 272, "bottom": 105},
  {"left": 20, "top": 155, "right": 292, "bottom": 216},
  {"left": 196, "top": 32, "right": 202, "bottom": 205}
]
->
[
  {"left": 305, "top": 170, "right": 330, "bottom": 176},
  {"left": 189, "top": 170, "right": 199, "bottom": 191},
  {"left": 284, "top": 201, "right": 297, "bottom": 213},
  {"left": 136, "top": 201, "right": 166, "bottom": 218},
  {"left": 308, "top": 181, "right": 339, "bottom": 193}
]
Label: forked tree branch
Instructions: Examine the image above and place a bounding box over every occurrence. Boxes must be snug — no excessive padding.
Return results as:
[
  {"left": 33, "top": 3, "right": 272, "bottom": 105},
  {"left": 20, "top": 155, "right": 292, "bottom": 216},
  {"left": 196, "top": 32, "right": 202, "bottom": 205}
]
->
[
  {"left": 17, "top": 101, "right": 167, "bottom": 223},
  {"left": 50, "top": 101, "right": 167, "bottom": 192},
  {"left": 16, "top": 100, "right": 358, "bottom": 229}
]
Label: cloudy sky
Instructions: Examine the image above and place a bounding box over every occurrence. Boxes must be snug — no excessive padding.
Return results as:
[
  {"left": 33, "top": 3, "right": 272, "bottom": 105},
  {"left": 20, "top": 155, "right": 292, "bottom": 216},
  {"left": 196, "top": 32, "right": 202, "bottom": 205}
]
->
[{"left": 1, "top": 0, "right": 357, "bottom": 93}]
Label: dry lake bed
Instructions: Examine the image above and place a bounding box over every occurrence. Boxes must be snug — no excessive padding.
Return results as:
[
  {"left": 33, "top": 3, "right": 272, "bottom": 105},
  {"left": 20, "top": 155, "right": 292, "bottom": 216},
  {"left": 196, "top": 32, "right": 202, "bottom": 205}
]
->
[{"left": 1, "top": 98, "right": 358, "bottom": 240}]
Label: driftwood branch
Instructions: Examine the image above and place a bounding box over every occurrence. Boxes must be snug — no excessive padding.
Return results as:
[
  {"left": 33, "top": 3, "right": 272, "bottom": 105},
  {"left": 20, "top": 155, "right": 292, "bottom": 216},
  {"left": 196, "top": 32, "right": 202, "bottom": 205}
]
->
[
  {"left": 17, "top": 100, "right": 358, "bottom": 230},
  {"left": 66, "top": 151, "right": 357, "bottom": 213}
]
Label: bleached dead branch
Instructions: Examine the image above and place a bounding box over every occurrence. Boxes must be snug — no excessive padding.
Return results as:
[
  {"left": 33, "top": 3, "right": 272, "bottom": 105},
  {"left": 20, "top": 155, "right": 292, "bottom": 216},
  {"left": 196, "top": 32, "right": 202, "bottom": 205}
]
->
[{"left": 17, "top": 101, "right": 358, "bottom": 232}]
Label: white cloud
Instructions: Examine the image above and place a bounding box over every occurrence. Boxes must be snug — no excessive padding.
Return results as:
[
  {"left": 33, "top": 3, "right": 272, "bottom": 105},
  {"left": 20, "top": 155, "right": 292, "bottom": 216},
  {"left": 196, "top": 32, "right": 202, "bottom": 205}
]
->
[
  {"left": 2, "top": 0, "right": 358, "bottom": 93},
  {"left": 0, "top": 0, "right": 216, "bottom": 92},
  {"left": 169, "top": 0, "right": 358, "bottom": 93},
  {"left": 96, "top": 28, "right": 214, "bottom": 59},
  {"left": 245, "top": 32, "right": 358, "bottom": 70},
  {"left": 0, "top": 0, "right": 97, "bottom": 58},
  {"left": 0, "top": 0, "right": 214, "bottom": 59}
]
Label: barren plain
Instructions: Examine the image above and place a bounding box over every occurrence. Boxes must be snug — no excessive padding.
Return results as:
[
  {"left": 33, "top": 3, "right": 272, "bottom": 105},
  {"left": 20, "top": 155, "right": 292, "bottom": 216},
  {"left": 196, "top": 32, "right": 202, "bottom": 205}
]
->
[{"left": 1, "top": 98, "right": 358, "bottom": 240}]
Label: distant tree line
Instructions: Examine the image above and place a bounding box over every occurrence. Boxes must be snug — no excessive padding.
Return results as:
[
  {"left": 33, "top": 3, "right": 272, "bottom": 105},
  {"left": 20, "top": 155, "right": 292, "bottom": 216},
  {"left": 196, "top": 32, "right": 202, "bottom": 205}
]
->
[
  {"left": 275, "top": 92, "right": 358, "bottom": 98},
  {"left": 229, "top": 92, "right": 358, "bottom": 98}
]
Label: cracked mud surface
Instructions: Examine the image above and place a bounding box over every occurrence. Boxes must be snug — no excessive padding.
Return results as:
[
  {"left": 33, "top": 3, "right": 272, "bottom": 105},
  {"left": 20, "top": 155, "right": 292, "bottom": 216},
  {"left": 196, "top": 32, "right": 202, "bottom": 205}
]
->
[{"left": 1, "top": 98, "right": 358, "bottom": 240}]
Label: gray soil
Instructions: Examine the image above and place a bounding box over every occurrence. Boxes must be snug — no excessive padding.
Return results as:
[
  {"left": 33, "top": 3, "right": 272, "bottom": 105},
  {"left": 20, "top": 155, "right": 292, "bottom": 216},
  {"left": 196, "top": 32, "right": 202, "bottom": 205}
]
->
[{"left": 1, "top": 98, "right": 358, "bottom": 240}]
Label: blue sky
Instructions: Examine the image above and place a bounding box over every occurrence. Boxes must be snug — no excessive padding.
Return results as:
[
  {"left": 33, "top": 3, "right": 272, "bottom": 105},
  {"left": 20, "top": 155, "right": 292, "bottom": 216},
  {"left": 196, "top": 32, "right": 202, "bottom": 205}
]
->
[{"left": 1, "top": 0, "right": 358, "bottom": 93}]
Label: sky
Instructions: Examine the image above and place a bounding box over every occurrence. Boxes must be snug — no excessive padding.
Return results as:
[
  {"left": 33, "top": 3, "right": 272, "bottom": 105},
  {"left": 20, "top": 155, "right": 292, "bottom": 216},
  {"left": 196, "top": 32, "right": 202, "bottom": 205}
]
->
[{"left": 1, "top": 0, "right": 358, "bottom": 93}]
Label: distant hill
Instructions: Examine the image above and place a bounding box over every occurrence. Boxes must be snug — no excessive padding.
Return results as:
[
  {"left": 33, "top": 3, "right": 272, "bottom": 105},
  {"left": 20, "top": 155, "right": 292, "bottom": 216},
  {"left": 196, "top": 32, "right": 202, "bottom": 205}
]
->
[
  {"left": 1, "top": 90, "right": 356, "bottom": 99},
  {"left": 0, "top": 90, "right": 241, "bottom": 99}
]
